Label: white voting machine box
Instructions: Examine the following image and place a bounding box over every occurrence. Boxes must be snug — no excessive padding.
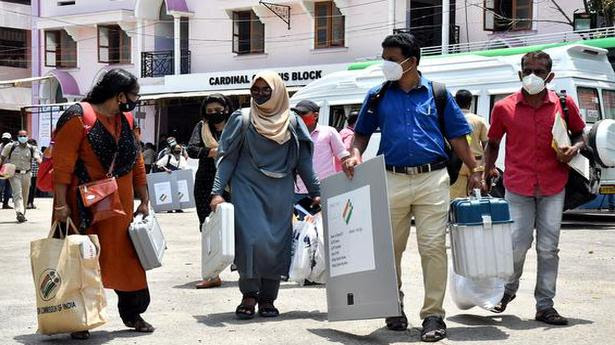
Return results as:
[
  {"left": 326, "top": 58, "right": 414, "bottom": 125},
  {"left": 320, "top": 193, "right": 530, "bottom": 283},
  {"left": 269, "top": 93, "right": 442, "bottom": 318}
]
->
[
  {"left": 322, "top": 155, "right": 401, "bottom": 322},
  {"left": 202, "top": 203, "right": 235, "bottom": 280},
  {"left": 129, "top": 213, "right": 166, "bottom": 270},
  {"left": 147, "top": 169, "right": 196, "bottom": 213}
]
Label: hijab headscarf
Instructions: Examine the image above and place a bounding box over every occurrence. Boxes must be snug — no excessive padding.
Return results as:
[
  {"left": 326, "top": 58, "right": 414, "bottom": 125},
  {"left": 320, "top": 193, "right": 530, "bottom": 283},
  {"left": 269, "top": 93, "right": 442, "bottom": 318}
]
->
[
  {"left": 249, "top": 71, "right": 291, "bottom": 145},
  {"left": 200, "top": 94, "right": 230, "bottom": 149}
]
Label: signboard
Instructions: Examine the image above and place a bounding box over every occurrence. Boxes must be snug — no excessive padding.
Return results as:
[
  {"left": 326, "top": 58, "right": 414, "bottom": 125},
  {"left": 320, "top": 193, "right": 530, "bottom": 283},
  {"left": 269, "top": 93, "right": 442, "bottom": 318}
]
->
[
  {"left": 147, "top": 169, "right": 195, "bottom": 212},
  {"left": 322, "top": 155, "right": 401, "bottom": 322},
  {"left": 144, "top": 63, "right": 348, "bottom": 94},
  {"left": 37, "top": 106, "right": 64, "bottom": 147}
]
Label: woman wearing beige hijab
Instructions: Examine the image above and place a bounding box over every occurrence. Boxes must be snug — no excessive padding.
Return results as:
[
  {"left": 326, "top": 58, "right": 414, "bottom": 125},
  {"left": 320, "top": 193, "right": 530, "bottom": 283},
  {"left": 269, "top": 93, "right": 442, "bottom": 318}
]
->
[{"left": 210, "top": 71, "right": 320, "bottom": 319}]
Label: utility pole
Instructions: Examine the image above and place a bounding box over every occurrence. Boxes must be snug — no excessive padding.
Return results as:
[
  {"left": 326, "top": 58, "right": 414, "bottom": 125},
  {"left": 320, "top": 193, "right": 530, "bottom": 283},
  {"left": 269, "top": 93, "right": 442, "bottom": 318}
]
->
[{"left": 442, "top": 0, "right": 450, "bottom": 54}]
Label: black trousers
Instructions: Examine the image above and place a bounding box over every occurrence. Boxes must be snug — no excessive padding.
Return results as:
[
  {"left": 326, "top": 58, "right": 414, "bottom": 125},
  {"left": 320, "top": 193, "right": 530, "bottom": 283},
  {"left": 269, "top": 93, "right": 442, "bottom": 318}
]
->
[
  {"left": 28, "top": 176, "right": 36, "bottom": 205},
  {"left": 115, "top": 288, "right": 150, "bottom": 323},
  {"left": 238, "top": 277, "right": 280, "bottom": 302}
]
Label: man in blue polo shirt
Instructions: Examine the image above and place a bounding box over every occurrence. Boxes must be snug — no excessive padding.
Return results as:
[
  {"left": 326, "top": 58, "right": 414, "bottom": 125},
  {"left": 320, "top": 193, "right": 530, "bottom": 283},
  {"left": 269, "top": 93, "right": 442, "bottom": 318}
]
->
[{"left": 343, "top": 33, "right": 484, "bottom": 342}]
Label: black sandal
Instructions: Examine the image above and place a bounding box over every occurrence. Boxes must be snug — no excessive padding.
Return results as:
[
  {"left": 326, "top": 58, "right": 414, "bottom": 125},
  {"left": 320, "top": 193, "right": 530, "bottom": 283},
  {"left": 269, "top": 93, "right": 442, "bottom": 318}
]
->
[
  {"left": 70, "top": 331, "right": 90, "bottom": 340},
  {"left": 421, "top": 316, "right": 447, "bottom": 342},
  {"left": 535, "top": 307, "right": 568, "bottom": 325},
  {"left": 258, "top": 301, "right": 280, "bottom": 318},
  {"left": 385, "top": 311, "right": 408, "bottom": 331},
  {"left": 124, "top": 316, "right": 155, "bottom": 332},
  {"left": 236, "top": 296, "right": 257, "bottom": 320},
  {"left": 490, "top": 293, "right": 516, "bottom": 313}
]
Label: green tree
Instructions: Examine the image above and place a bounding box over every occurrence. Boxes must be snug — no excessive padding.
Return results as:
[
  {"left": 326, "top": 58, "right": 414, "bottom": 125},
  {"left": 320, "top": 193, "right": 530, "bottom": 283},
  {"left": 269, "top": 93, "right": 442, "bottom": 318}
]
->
[{"left": 586, "top": 0, "right": 615, "bottom": 26}]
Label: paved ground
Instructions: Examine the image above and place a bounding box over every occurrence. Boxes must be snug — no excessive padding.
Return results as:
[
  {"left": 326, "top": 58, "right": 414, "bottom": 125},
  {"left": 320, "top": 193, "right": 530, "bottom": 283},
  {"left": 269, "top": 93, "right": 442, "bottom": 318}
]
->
[{"left": 1, "top": 198, "right": 614, "bottom": 345}]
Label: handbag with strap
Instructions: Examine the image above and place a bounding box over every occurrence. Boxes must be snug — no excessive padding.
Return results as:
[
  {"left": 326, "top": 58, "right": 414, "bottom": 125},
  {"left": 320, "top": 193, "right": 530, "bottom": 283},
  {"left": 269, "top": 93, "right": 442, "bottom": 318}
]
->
[{"left": 78, "top": 153, "right": 126, "bottom": 224}]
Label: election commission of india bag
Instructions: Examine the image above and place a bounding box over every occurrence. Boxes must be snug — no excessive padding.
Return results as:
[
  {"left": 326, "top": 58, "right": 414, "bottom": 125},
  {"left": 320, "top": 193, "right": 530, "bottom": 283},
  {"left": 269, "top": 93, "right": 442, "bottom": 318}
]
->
[{"left": 30, "top": 219, "right": 107, "bottom": 335}]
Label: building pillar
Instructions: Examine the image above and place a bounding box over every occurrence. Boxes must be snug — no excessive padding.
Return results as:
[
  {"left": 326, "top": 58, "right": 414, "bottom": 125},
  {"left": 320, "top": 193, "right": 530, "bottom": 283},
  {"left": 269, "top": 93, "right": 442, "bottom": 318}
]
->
[{"left": 173, "top": 15, "right": 181, "bottom": 75}]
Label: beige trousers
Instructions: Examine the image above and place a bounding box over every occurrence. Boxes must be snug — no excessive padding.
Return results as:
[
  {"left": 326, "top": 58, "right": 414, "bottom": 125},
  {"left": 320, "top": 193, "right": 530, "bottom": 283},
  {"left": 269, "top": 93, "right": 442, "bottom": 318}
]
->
[
  {"left": 387, "top": 168, "right": 449, "bottom": 319},
  {"left": 9, "top": 172, "right": 31, "bottom": 216}
]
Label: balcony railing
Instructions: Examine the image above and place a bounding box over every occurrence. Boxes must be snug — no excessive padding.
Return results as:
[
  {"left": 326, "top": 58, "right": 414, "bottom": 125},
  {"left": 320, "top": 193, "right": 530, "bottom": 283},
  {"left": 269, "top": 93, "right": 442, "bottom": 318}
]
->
[
  {"left": 141, "top": 50, "right": 191, "bottom": 78},
  {"left": 394, "top": 25, "right": 460, "bottom": 55}
]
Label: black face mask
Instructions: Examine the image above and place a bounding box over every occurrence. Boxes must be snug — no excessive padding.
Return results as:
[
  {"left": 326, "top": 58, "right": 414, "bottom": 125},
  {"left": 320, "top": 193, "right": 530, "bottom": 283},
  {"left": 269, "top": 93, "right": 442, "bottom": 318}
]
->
[
  {"left": 207, "top": 111, "right": 227, "bottom": 125},
  {"left": 253, "top": 94, "right": 271, "bottom": 105},
  {"left": 1, "top": 139, "right": 9, "bottom": 144},
  {"left": 119, "top": 99, "right": 138, "bottom": 112}
]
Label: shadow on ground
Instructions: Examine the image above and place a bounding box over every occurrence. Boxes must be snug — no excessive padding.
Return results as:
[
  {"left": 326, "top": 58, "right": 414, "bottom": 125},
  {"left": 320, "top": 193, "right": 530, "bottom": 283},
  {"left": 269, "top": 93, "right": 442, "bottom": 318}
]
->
[
  {"left": 14, "top": 329, "right": 153, "bottom": 345},
  {"left": 174, "top": 280, "right": 325, "bottom": 290},
  {"left": 194, "top": 310, "right": 327, "bottom": 328},
  {"left": 308, "top": 325, "right": 509, "bottom": 344},
  {"left": 448, "top": 314, "right": 593, "bottom": 330}
]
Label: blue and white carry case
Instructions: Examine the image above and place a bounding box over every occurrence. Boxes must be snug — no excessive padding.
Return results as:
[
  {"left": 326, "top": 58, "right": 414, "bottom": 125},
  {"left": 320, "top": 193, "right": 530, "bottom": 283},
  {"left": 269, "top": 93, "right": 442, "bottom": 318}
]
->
[{"left": 449, "top": 190, "right": 514, "bottom": 280}]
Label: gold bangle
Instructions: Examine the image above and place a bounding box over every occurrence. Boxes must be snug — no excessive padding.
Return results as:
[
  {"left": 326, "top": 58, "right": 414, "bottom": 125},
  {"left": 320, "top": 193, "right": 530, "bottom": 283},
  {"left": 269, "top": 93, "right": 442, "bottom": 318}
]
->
[{"left": 471, "top": 166, "right": 485, "bottom": 173}]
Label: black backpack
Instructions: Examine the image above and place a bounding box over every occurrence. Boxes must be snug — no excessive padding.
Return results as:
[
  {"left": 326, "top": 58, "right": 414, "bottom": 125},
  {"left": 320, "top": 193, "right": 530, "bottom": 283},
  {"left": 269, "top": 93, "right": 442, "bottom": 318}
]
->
[
  {"left": 365, "top": 81, "right": 463, "bottom": 184},
  {"left": 557, "top": 91, "right": 599, "bottom": 210}
]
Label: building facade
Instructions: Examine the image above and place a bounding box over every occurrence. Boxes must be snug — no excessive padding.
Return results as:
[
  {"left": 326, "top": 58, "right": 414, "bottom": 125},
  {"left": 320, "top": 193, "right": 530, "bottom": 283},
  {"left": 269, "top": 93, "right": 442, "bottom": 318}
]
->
[
  {"left": 28, "top": 0, "right": 587, "bottom": 146},
  {"left": 0, "top": 0, "right": 31, "bottom": 136}
]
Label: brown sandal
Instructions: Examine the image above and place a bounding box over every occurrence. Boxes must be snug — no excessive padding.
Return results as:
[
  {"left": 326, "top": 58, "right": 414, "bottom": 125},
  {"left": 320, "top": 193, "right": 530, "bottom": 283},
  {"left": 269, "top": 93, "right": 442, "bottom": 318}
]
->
[{"left": 196, "top": 276, "right": 222, "bottom": 289}]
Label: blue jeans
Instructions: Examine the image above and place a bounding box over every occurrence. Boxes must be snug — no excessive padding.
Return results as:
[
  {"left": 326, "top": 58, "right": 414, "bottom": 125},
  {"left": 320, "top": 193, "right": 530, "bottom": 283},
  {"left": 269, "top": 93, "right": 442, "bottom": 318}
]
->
[{"left": 504, "top": 189, "right": 565, "bottom": 311}]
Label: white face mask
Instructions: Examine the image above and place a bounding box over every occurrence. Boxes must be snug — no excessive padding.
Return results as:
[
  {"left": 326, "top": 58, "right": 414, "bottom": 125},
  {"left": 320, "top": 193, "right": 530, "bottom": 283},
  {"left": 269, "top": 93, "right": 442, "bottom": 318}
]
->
[
  {"left": 522, "top": 73, "right": 546, "bottom": 95},
  {"left": 382, "top": 57, "right": 411, "bottom": 81}
]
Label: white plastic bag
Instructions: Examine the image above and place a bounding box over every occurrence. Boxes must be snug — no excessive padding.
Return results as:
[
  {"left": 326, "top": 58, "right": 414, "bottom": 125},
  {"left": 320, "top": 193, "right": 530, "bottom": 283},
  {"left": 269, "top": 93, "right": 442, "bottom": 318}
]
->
[
  {"left": 307, "top": 214, "right": 327, "bottom": 284},
  {"left": 289, "top": 221, "right": 313, "bottom": 285},
  {"left": 449, "top": 269, "right": 505, "bottom": 311}
]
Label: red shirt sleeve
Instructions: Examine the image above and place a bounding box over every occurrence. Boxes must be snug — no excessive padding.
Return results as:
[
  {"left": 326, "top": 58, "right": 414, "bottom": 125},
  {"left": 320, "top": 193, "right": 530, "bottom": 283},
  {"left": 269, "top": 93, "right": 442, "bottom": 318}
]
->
[
  {"left": 565, "top": 95, "right": 586, "bottom": 134},
  {"left": 488, "top": 102, "right": 506, "bottom": 142}
]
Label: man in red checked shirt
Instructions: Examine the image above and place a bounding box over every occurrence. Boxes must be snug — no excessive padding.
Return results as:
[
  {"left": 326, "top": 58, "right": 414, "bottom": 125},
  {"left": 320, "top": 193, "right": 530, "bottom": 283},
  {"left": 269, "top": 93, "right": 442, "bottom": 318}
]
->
[{"left": 483, "top": 51, "right": 586, "bottom": 325}]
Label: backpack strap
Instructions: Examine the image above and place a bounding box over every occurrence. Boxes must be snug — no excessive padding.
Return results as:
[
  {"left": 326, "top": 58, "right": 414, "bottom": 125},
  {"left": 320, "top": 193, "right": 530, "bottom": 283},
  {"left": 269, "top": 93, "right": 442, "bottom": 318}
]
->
[
  {"left": 365, "top": 81, "right": 392, "bottom": 116},
  {"left": 7, "top": 143, "right": 34, "bottom": 162},
  {"left": 79, "top": 102, "right": 135, "bottom": 134},
  {"left": 79, "top": 102, "right": 98, "bottom": 135},
  {"left": 431, "top": 81, "right": 450, "bottom": 140},
  {"left": 556, "top": 90, "right": 570, "bottom": 125}
]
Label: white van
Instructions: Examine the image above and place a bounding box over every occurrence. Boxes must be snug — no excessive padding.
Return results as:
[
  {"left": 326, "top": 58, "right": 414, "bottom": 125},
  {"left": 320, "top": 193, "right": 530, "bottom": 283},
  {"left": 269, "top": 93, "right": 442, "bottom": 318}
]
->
[{"left": 290, "top": 43, "right": 615, "bottom": 170}]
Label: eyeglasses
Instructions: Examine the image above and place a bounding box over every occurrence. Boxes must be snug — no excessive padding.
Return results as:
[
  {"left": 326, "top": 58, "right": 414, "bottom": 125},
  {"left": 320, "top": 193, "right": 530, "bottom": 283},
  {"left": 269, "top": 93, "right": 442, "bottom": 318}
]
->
[
  {"left": 250, "top": 86, "right": 272, "bottom": 95},
  {"left": 127, "top": 91, "right": 141, "bottom": 102}
]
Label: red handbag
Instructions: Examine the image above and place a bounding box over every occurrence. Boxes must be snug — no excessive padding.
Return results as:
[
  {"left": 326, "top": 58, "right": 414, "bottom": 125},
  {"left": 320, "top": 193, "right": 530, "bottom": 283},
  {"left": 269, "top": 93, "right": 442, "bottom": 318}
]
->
[
  {"left": 78, "top": 153, "right": 126, "bottom": 224},
  {"left": 37, "top": 145, "right": 54, "bottom": 192}
]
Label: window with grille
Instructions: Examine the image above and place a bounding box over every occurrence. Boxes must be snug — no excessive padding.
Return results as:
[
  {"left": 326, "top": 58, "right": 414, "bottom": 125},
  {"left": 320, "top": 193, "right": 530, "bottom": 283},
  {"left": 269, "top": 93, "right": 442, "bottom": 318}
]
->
[
  {"left": 314, "top": 1, "right": 345, "bottom": 49},
  {"left": 98, "top": 25, "right": 131, "bottom": 64},
  {"left": 484, "top": 0, "right": 532, "bottom": 32},
  {"left": 232, "top": 11, "right": 264, "bottom": 55},
  {"left": 0, "top": 27, "right": 28, "bottom": 68},
  {"left": 45, "top": 30, "right": 77, "bottom": 68}
]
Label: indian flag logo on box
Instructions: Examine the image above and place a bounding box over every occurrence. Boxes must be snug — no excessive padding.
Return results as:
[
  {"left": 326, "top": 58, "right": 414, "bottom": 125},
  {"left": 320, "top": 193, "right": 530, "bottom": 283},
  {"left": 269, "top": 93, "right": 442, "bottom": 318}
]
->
[{"left": 342, "top": 199, "right": 354, "bottom": 224}]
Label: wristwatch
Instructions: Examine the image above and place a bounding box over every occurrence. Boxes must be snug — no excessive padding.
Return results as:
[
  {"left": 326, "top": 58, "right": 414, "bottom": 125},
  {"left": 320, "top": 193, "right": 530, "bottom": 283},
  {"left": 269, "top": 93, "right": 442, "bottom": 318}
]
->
[{"left": 471, "top": 166, "right": 485, "bottom": 174}]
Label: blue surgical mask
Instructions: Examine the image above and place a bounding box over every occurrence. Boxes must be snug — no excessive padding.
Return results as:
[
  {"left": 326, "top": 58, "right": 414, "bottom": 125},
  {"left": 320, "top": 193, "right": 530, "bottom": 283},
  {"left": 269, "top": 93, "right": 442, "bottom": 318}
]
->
[{"left": 18, "top": 136, "right": 27, "bottom": 144}]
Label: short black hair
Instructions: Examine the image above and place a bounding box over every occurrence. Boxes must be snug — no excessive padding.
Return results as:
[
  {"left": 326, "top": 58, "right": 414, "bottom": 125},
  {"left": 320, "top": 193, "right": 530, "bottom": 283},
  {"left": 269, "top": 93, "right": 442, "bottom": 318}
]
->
[
  {"left": 347, "top": 111, "right": 359, "bottom": 126},
  {"left": 382, "top": 33, "right": 421, "bottom": 65},
  {"left": 521, "top": 51, "right": 552, "bottom": 72},
  {"left": 455, "top": 89, "right": 473, "bottom": 110}
]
